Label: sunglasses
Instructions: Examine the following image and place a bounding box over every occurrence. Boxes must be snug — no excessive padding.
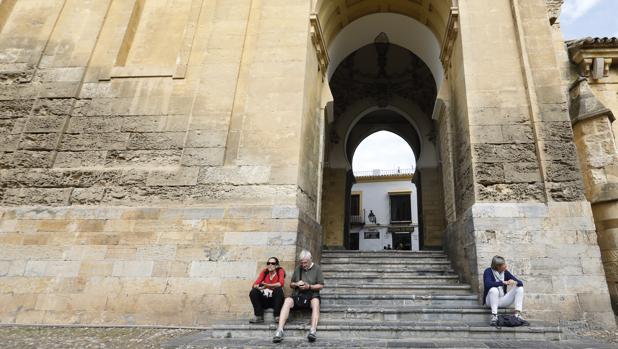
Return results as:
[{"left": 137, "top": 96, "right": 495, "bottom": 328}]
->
[{"left": 266, "top": 262, "right": 277, "bottom": 265}]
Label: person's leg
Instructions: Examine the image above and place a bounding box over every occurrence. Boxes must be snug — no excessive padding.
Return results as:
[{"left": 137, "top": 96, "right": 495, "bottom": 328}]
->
[
  {"left": 486, "top": 287, "right": 500, "bottom": 315},
  {"left": 307, "top": 298, "right": 320, "bottom": 342},
  {"left": 498, "top": 287, "right": 523, "bottom": 313},
  {"left": 249, "top": 288, "right": 265, "bottom": 322},
  {"left": 277, "top": 297, "right": 294, "bottom": 329},
  {"left": 310, "top": 298, "right": 320, "bottom": 330},
  {"left": 273, "top": 297, "right": 294, "bottom": 343},
  {"left": 512, "top": 287, "right": 524, "bottom": 314},
  {"left": 272, "top": 288, "right": 285, "bottom": 318}
]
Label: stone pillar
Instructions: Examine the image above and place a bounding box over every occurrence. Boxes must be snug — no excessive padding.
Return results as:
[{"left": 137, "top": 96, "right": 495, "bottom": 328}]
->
[
  {"left": 320, "top": 168, "right": 348, "bottom": 248},
  {"left": 444, "top": 0, "right": 615, "bottom": 326},
  {"left": 418, "top": 167, "right": 446, "bottom": 248},
  {"left": 570, "top": 77, "right": 618, "bottom": 313}
]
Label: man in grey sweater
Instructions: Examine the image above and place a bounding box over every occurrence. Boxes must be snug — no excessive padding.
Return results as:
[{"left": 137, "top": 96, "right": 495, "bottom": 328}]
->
[{"left": 273, "top": 249, "right": 324, "bottom": 343}]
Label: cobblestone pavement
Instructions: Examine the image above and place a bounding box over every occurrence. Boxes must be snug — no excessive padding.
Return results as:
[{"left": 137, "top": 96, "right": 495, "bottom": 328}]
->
[
  {"left": 0, "top": 326, "right": 196, "bottom": 349},
  {"left": 1, "top": 326, "right": 618, "bottom": 349}
]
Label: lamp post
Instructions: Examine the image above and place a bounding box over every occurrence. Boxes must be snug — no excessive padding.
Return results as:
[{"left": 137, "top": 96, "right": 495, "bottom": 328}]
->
[{"left": 368, "top": 210, "right": 377, "bottom": 224}]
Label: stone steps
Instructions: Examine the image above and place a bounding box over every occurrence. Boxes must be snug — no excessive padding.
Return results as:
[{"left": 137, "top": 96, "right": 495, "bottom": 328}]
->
[
  {"left": 321, "top": 265, "right": 455, "bottom": 273},
  {"left": 320, "top": 294, "right": 480, "bottom": 307},
  {"left": 320, "top": 284, "right": 472, "bottom": 295},
  {"left": 188, "top": 249, "right": 563, "bottom": 344},
  {"left": 321, "top": 257, "right": 450, "bottom": 266},
  {"left": 164, "top": 336, "right": 591, "bottom": 349},
  {"left": 208, "top": 321, "right": 561, "bottom": 341},
  {"left": 322, "top": 250, "right": 446, "bottom": 257},
  {"left": 325, "top": 275, "right": 461, "bottom": 285},
  {"left": 319, "top": 306, "right": 509, "bottom": 322}
]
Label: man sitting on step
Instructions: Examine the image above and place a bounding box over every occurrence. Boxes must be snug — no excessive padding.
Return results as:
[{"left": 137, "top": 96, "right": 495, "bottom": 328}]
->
[
  {"left": 483, "top": 255, "right": 525, "bottom": 326},
  {"left": 273, "top": 249, "right": 324, "bottom": 343}
]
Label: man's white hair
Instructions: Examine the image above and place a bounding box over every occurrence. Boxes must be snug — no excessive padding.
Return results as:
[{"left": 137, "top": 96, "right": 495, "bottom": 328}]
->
[{"left": 299, "top": 249, "right": 312, "bottom": 261}]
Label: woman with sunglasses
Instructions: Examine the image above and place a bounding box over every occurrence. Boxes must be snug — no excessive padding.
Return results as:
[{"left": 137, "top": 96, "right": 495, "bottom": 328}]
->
[{"left": 249, "top": 257, "right": 286, "bottom": 323}]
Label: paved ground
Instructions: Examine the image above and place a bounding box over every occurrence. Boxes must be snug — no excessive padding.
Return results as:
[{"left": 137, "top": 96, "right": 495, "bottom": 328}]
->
[
  {"left": 0, "top": 326, "right": 617, "bottom": 349},
  {"left": 0, "top": 326, "right": 195, "bottom": 349}
]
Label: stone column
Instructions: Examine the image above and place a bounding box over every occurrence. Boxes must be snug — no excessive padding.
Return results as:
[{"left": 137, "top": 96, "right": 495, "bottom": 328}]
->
[
  {"left": 445, "top": 0, "right": 615, "bottom": 326},
  {"left": 570, "top": 77, "right": 618, "bottom": 313}
]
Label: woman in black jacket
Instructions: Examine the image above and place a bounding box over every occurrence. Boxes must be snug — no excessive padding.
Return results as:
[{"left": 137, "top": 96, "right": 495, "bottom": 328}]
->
[{"left": 483, "top": 255, "right": 524, "bottom": 326}]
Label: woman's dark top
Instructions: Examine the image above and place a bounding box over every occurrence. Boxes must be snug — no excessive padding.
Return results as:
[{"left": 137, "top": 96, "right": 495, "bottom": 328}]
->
[{"left": 482, "top": 267, "right": 523, "bottom": 305}]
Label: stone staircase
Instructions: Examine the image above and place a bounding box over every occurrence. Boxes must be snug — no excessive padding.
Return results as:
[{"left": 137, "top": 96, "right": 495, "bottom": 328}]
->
[{"left": 165, "top": 250, "right": 563, "bottom": 348}]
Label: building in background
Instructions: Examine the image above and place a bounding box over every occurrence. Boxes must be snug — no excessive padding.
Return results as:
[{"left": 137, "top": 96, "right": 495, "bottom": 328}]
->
[{"left": 348, "top": 169, "right": 419, "bottom": 251}]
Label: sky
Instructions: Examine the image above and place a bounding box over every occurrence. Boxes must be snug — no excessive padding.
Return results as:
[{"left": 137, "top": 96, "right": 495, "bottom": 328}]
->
[
  {"left": 352, "top": 1, "right": 616, "bottom": 173},
  {"left": 352, "top": 131, "right": 415, "bottom": 173},
  {"left": 560, "top": 0, "right": 618, "bottom": 39}
]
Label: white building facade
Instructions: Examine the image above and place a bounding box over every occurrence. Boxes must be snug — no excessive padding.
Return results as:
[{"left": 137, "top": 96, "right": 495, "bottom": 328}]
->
[{"left": 349, "top": 170, "right": 419, "bottom": 251}]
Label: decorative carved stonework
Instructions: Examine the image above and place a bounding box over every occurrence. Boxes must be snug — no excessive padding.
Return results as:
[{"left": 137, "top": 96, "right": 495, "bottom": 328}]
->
[
  {"left": 310, "top": 13, "right": 329, "bottom": 76},
  {"left": 330, "top": 43, "right": 437, "bottom": 118},
  {"left": 568, "top": 37, "right": 618, "bottom": 80},
  {"left": 440, "top": 5, "right": 459, "bottom": 75}
]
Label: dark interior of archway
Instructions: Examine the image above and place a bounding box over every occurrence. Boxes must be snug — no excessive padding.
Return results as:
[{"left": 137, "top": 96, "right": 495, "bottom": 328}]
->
[
  {"left": 329, "top": 41, "right": 437, "bottom": 118},
  {"left": 346, "top": 110, "right": 420, "bottom": 165}
]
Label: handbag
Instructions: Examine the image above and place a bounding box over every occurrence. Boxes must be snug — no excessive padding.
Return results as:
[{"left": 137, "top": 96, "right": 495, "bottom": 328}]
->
[
  {"left": 495, "top": 314, "right": 529, "bottom": 328},
  {"left": 292, "top": 267, "right": 312, "bottom": 308}
]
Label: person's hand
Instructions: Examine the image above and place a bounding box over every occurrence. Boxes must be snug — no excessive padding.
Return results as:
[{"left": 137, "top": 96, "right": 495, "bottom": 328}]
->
[
  {"left": 297, "top": 280, "right": 305, "bottom": 288},
  {"left": 301, "top": 283, "right": 310, "bottom": 291}
]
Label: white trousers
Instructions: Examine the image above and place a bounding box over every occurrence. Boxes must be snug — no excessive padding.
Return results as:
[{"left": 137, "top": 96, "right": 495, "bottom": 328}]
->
[{"left": 485, "top": 286, "right": 524, "bottom": 315}]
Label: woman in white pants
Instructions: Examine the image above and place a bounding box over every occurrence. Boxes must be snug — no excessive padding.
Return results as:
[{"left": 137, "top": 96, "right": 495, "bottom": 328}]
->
[{"left": 482, "top": 255, "right": 524, "bottom": 326}]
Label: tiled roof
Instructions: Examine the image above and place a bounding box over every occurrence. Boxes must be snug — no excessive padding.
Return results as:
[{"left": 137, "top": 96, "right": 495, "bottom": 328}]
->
[{"left": 567, "top": 37, "right": 618, "bottom": 50}]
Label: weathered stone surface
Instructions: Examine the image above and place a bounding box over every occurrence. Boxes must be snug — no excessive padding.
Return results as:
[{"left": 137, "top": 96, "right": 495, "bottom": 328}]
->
[
  {"left": 127, "top": 132, "right": 185, "bottom": 150},
  {"left": 197, "top": 166, "right": 271, "bottom": 185},
  {"left": 60, "top": 133, "right": 130, "bottom": 151},
  {"left": 180, "top": 148, "right": 225, "bottom": 167},
  {"left": 473, "top": 144, "right": 537, "bottom": 163},
  {"left": 23, "top": 116, "right": 67, "bottom": 133},
  {"left": 477, "top": 183, "right": 545, "bottom": 202},
  {"left": 105, "top": 150, "right": 182, "bottom": 167},
  {"left": 546, "top": 160, "right": 582, "bottom": 182},
  {"left": 17, "top": 133, "right": 59, "bottom": 150},
  {"left": 0, "top": 100, "right": 34, "bottom": 119},
  {"left": 32, "top": 99, "right": 75, "bottom": 116},
  {"left": 9, "top": 151, "right": 55, "bottom": 168},
  {"left": 54, "top": 151, "right": 107, "bottom": 168},
  {"left": 66, "top": 116, "right": 122, "bottom": 133},
  {"left": 146, "top": 168, "right": 200, "bottom": 186},
  {"left": 2, "top": 188, "right": 72, "bottom": 206}
]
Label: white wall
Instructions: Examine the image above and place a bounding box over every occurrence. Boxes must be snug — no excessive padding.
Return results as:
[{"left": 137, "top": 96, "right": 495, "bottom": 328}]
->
[
  {"left": 352, "top": 179, "right": 418, "bottom": 226},
  {"left": 350, "top": 178, "right": 418, "bottom": 251}
]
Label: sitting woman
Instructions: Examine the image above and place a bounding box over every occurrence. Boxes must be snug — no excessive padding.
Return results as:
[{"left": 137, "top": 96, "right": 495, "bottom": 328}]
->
[
  {"left": 249, "top": 257, "right": 286, "bottom": 323},
  {"left": 483, "top": 255, "right": 525, "bottom": 326}
]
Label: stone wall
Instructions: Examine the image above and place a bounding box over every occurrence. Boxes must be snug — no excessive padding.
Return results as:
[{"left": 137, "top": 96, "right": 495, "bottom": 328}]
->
[
  {"left": 0, "top": 0, "right": 318, "bottom": 325},
  {"left": 470, "top": 202, "right": 614, "bottom": 326},
  {"left": 419, "top": 167, "right": 445, "bottom": 248},
  {"left": 321, "top": 168, "right": 347, "bottom": 248},
  {"left": 444, "top": 0, "right": 614, "bottom": 327}
]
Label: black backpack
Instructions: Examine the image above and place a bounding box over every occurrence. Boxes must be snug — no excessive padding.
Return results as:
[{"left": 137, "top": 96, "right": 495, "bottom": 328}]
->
[{"left": 495, "top": 314, "right": 529, "bottom": 327}]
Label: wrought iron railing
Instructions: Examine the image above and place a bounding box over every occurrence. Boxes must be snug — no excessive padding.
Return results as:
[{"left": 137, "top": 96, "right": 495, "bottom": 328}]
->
[{"left": 353, "top": 168, "right": 414, "bottom": 178}]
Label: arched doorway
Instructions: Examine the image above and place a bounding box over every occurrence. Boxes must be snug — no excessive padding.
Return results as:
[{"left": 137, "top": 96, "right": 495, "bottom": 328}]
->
[
  {"left": 348, "top": 130, "right": 419, "bottom": 251},
  {"left": 318, "top": 13, "right": 448, "bottom": 250}
]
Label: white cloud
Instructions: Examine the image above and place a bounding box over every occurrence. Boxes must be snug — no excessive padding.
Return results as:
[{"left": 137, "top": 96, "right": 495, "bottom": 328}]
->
[
  {"left": 561, "top": 0, "right": 602, "bottom": 23},
  {"left": 352, "top": 131, "right": 415, "bottom": 173}
]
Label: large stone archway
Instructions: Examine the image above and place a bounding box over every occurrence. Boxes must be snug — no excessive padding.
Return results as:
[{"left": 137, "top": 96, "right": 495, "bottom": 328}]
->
[
  {"left": 307, "top": 0, "right": 615, "bottom": 326},
  {"left": 0, "top": 0, "right": 614, "bottom": 328}
]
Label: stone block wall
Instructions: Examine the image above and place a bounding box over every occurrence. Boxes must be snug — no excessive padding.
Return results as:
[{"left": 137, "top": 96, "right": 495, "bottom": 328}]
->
[
  {"left": 470, "top": 202, "right": 614, "bottom": 326},
  {"left": 0, "top": 0, "right": 319, "bottom": 325},
  {"left": 0, "top": 205, "right": 300, "bottom": 324},
  {"left": 442, "top": 0, "right": 614, "bottom": 327}
]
